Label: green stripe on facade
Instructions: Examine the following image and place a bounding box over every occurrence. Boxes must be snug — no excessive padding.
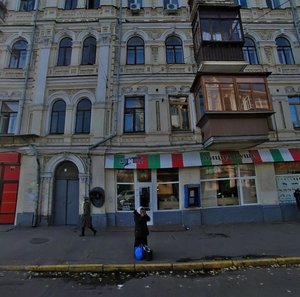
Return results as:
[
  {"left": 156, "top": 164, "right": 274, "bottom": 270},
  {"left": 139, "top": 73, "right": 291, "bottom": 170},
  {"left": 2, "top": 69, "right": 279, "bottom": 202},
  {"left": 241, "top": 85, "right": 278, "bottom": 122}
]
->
[
  {"left": 114, "top": 155, "right": 125, "bottom": 169},
  {"left": 229, "top": 151, "right": 243, "bottom": 164},
  {"left": 270, "top": 149, "right": 284, "bottom": 162},
  {"left": 200, "top": 152, "right": 212, "bottom": 166},
  {"left": 148, "top": 154, "right": 161, "bottom": 168}
]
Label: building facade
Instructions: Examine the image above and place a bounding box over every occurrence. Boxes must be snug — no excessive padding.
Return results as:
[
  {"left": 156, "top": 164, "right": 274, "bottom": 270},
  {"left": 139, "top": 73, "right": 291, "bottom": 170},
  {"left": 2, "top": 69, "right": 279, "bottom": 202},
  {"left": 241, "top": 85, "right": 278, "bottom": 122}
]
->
[{"left": 0, "top": 0, "right": 299, "bottom": 227}]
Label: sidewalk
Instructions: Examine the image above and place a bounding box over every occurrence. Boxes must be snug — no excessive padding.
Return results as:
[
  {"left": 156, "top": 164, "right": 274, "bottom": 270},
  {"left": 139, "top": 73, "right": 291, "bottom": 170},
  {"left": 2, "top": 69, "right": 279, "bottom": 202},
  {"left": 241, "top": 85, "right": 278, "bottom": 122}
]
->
[{"left": 1, "top": 222, "right": 300, "bottom": 272}]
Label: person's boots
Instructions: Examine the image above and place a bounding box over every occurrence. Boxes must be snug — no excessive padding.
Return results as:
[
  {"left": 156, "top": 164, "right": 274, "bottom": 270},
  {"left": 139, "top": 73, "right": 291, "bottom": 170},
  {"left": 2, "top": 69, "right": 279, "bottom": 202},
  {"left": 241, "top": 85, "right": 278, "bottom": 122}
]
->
[{"left": 80, "top": 227, "right": 85, "bottom": 237}]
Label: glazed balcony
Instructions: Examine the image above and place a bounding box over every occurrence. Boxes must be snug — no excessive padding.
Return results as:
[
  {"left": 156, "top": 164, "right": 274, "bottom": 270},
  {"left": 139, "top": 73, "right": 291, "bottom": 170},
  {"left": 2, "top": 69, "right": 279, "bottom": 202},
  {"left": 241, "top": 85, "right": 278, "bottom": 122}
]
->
[{"left": 192, "top": 73, "right": 274, "bottom": 150}]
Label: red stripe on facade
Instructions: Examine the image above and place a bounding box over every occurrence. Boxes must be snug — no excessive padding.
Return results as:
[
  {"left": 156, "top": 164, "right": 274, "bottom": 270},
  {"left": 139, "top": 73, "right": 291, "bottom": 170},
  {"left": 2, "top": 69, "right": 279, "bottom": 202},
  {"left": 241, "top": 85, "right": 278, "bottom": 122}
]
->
[
  {"left": 0, "top": 153, "right": 20, "bottom": 164},
  {"left": 249, "top": 150, "right": 263, "bottom": 163},
  {"left": 136, "top": 154, "right": 149, "bottom": 169},
  {"left": 220, "top": 151, "right": 233, "bottom": 165},
  {"left": 289, "top": 148, "right": 300, "bottom": 161},
  {"left": 172, "top": 153, "right": 184, "bottom": 168}
]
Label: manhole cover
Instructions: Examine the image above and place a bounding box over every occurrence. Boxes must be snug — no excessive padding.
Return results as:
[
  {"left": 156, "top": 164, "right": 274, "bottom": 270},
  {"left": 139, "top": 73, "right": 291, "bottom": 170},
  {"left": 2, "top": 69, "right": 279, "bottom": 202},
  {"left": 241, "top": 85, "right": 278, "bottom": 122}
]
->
[{"left": 30, "top": 238, "right": 49, "bottom": 244}]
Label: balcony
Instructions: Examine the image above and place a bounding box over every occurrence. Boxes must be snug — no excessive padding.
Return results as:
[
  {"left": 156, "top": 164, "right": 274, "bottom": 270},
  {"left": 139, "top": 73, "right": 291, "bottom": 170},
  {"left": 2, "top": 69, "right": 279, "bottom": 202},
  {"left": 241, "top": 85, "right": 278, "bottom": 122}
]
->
[
  {"left": 0, "top": 1, "right": 7, "bottom": 23},
  {"left": 192, "top": 73, "right": 274, "bottom": 150}
]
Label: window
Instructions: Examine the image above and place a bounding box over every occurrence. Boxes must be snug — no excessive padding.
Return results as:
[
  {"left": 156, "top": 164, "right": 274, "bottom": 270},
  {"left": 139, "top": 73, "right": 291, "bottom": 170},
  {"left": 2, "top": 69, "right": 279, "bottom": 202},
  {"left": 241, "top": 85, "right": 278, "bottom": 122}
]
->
[
  {"left": 243, "top": 37, "right": 259, "bottom": 64},
  {"left": 9, "top": 40, "right": 28, "bottom": 69},
  {"left": 50, "top": 100, "right": 66, "bottom": 134},
  {"left": 86, "top": 0, "right": 100, "bottom": 9},
  {"left": 234, "top": 0, "right": 247, "bottom": 8},
  {"left": 0, "top": 101, "right": 18, "bottom": 134},
  {"left": 57, "top": 38, "right": 72, "bottom": 66},
  {"left": 169, "top": 96, "right": 190, "bottom": 131},
  {"left": 75, "top": 98, "right": 91, "bottom": 134},
  {"left": 124, "top": 97, "right": 144, "bottom": 133},
  {"left": 81, "top": 37, "right": 96, "bottom": 65},
  {"left": 163, "top": 0, "right": 179, "bottom": 8},
  {"left": 117, "top": 170, "right": 135, "bottom": 211},
  {"left": 200, "top": 10, "right": 243, "bottom": 42},
  {"left": 65, "top": 0, "right": 78, "bottom": 9},
  {"left": 19, "top": 0, "right": 35, "bottom": 11},
  {"left": 165, "top": 36, "right": 184, "bottom": 64},
  {"left": 200, "top": 164, "right": 257, "bottom": 207},
  {"left": 157, "top": 169, "right": 179, "bottom": 210},
  {"left": 126, "top": 36, "right": 144, "bottom": 65},
  {"left": 201, "top": 75, "right": 271, "bottom": 113},
  {"left": 288, "top": 97, "right": 300, "bottom": 129},
  {"left": 276, "top": 37, "right": 295, "bottom": 65},
  {"left": 128, "top": 0, "right": 143, "bottom": 8},
  {"left": 266, "top": 0, "right": 281, "bottom": 9},
  {"left": 275, "top": 162, "right": 300, "bottom": 204}
]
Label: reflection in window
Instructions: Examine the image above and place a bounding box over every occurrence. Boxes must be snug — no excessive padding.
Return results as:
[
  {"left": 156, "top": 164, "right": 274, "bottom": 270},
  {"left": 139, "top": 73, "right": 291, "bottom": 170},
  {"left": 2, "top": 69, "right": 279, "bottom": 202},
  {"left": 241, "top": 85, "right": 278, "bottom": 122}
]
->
[
  {"left": 81, "top": 36, "right": 96, "bottom": 65},
  {"left": 19, "top": 0, "right": 35, "bottom": 11},
  {"left": 157, "top": 169, "right": 179, "bottom": 210},
  {"left": 117, "top": 170, "right": 134, "bottom": 211},
  {"left": 165, "top": 36, "right": 184, "bottom": 64},
  {"left": 57, "top": 38, "right": 72, "bottom": 66},
  {"left": 288, "top": 97, "right": 300, "bottom": 129},
  {"left": 276, "top": 37, "right": 295, "bottom": 65},
  {"left": 9, "top": 40, "right": 28, "bottom": 69},
  {"left": 126, "top": 36, "right": 144, "bottom": 65},
  {"left": 200, "top": 164, "right": 257, "bottom": 207},
  {"left": 266, "top": 0, "right": 281, "bottom": 9},
  {"left": 75, "top": 98, "right": 91, "bottom": 134},
  {"left": 65, "top": 0, "right": 78, "bottom": 9},
  {"left": 169, "top": 97, "right": 190, "bottom": 130},
  {"left": 0, "top": 101, "right": 18, "bottom": 134},
  {"left": 50, "top": 100, "right": 66, "bottom": 134},
  {"left": 243, "top": 37, "right": 259, "bottom": 64},
  {"left": 124, "top": 97, "right": 145, "bottom": 133}
]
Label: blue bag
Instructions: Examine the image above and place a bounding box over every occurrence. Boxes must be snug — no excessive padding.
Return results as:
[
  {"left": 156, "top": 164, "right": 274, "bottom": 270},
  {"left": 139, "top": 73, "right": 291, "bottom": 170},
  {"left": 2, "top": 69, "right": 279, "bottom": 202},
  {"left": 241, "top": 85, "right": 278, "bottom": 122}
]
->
[{"left": 134, "top": 244, "right": 144, "bottom": 260}]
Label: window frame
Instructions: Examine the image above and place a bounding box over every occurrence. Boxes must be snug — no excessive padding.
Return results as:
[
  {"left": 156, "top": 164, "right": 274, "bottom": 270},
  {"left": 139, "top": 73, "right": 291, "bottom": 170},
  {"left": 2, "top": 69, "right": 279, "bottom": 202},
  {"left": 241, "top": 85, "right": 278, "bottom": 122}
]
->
[
  {"left": 50, "top": 100, "right": 66, "bottom": 134},
  {"left": 75, "top": 98, "right": 92, "bottom": 134},
  {"left": 126, "top": 36, "right": 145, "bottom": 65},
  {"left": 288, "top": 97, "right": 300, "bottom": 129},
  {"left": 65, "top": 0, "right": 78, "bottom": 9},
  {"left": 234, "top": 0, "right": 247, "bottom": 8},
  {"left": 86, "top": 0, "right": 100, "bottom": 9},
  {"left": 266, "top": 0, "right": 281, "bottom": 9},
  {"left": 0, "top": 101, "right": 18, "bottom": 134},
  {"left": 276, "top": 37, "right": 295, "bottom": 65},
  {"left": 169, "top": 96, "right": 190, "bottom": 131},
  {"left": 243, "top": 37, "right": 259, "bottom": 65},
  {"left": 19, "top": 0, "right": 35, "bottom": 11},
  {"left": 81, "top": 36, "right": 97, "bottom": 65},
  {"left": 165, "top": 35, "right": 184, "bottom": 64},
  {"left": 124, "top": 96, "right": 145, "bottom": 133},
  {"left": 57, "top": 37, "right": 72, "bottom": 66},
  {"left": 9, "top": 40, "right": 28, "bottom": 69}
]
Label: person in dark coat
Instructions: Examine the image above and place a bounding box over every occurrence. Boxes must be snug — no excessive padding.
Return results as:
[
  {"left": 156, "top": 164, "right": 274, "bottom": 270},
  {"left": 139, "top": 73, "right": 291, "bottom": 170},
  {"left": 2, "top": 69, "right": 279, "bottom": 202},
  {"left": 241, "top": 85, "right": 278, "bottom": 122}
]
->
[
  {"left": 294, "top": 188, "right": 300, "bottom": 210},
  {"left": 134, "top": 206, "right": 150, "bottom": 247},
  {"left": 80, "top": 197, "right": 97, "bottom": 236}
]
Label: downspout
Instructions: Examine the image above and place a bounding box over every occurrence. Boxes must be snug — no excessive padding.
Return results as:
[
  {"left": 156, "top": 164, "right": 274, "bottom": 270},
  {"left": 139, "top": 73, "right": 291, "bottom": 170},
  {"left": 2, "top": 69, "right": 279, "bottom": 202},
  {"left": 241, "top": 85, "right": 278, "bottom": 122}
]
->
[{"left": 15, "top": 0, "right": 40, "bottom": 134}]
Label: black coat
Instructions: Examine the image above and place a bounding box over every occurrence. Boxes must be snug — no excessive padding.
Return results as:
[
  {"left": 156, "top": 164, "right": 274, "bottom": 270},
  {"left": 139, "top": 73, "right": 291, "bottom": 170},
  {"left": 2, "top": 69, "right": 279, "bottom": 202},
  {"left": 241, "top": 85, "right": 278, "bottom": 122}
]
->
[{"left": 134, "top": 210, "right": 150, "bottom": 238}]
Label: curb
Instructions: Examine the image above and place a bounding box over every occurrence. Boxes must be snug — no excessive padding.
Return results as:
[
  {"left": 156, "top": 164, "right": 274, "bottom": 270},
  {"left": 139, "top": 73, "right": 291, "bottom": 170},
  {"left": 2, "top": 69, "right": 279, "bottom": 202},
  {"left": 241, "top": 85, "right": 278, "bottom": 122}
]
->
[{"left": 1, "top": 257, "right": 300, "bottom": 273}]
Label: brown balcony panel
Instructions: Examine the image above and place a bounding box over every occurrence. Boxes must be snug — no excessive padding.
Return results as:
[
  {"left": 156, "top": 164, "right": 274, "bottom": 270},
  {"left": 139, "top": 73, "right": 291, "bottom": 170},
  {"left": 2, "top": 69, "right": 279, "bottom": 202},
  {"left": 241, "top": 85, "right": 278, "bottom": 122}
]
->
[{"left": 198, "top": 112, "right": 273, "bottom": 150}]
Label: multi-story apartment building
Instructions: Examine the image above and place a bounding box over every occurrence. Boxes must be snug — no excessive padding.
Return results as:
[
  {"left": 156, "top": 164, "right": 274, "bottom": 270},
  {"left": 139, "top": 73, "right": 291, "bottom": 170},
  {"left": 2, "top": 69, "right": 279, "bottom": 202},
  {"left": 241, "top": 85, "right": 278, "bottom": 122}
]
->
[{"left": 0, "top": 0, "right": 299, "bottom": 227}]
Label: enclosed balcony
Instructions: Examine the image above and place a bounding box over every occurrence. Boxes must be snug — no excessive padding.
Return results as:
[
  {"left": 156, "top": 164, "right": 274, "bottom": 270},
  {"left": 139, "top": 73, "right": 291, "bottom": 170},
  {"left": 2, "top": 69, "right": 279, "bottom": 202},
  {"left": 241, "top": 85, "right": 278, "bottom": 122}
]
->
[
  {"left": 192, "top": 73, "right": 274, "bottom": 150},
  {"left": 0, "top": 1, "right": 7, "bottom": 23},
  {"left": 190, "top": 2, "right": 247, "bottom": 72}
]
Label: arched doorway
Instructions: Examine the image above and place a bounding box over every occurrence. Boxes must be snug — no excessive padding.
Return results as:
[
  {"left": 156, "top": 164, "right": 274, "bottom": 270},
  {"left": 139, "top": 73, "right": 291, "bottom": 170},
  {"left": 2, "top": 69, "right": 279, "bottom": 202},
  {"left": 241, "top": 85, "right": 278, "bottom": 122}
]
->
[{"left": 53, "top": 161, "right": 79, "bottom": 225}]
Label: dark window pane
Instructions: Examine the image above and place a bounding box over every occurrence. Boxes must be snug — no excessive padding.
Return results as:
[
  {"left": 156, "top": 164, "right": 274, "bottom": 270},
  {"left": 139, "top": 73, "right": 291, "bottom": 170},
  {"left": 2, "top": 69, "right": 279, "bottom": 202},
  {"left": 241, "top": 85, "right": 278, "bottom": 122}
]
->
[
  {"left": 50, "top": 100, "right": 66, "bottom": 134},
  {"left": 82, "top": 37, "right": 96, "bottom": 65},
  {"left": 127, "top": 37, "right": 144, "bottom": 65},
  {"left": 57, "top": 38, "right": 72, "bottom": 66},
  {"left": 65, "top": 0, "right": 78, "bottom": 9},
  {"left": 75, "top": 99, "right": 91, "bottom": 133}
]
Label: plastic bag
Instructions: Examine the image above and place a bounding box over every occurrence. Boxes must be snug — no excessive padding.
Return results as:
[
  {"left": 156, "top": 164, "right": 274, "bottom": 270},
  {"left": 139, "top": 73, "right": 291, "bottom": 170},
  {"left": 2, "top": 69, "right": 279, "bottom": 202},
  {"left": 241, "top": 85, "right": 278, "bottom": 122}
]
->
[{"left": 134, "top": 244, "right": 144, "bottom": 260}]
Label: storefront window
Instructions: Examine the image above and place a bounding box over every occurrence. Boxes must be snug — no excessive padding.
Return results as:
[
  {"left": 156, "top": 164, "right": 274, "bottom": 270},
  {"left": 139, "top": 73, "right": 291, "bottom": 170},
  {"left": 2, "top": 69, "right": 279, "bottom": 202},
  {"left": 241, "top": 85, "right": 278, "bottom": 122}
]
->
[
  {"left": 275, "top": 162, "right": 300, "bottom": 204},
  {"left": 200, "top": 164, "right": 257, "bottom": 207},
  {"left": 157, "top": 169, "right": 179, "bottom": 210},
  {"left": 137, "top": 169, "right": 151, "bottom": 182},
  {"left": 117, "top": 170, "right": 135, "bottom": 211}
]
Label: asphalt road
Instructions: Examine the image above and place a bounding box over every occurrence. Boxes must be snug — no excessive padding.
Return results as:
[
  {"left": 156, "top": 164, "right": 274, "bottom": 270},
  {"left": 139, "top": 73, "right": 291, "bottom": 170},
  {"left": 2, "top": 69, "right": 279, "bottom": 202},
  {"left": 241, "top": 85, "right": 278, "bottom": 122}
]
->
[{"left": 1, "top": 266, "right": 300, "bottom": 297}]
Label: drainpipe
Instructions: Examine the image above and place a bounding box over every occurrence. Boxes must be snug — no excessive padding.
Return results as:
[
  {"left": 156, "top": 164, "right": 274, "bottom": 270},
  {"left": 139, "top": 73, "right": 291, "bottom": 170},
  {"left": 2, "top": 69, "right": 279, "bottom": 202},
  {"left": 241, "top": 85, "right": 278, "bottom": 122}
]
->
[
  {"left": 289, "top": 0, "right": 300, "bottom": 42},
  {"left": 15, "top": 0, "right": 40, "bottom": 135}
]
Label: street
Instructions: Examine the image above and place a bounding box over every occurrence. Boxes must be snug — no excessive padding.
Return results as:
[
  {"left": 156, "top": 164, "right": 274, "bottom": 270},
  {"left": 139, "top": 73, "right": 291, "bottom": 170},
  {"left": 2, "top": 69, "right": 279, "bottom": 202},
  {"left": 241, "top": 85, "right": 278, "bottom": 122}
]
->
[{"left": 1, "top": 266, "right": 300, "bottom": 297}]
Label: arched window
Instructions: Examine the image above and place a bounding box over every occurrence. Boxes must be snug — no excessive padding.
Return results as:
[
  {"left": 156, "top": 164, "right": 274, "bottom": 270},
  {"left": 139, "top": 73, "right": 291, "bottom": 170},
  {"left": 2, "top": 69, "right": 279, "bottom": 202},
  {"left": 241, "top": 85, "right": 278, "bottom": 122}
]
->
[
  {"left": 276, "top": 37, "right": 295, "bottom": 65},
  {"left": 50, "top": 100, "right": 66, "bottom": 134},
  {"left": 57, "top": 37, "right": 72, "bottom": 66},
  {"left": 75, "top": 98, "right": 91, "bottom": 134},
  {"left": 126, "top": 36, "right": 144, "bottom": 65},
  {"left": 81, "top": 37, "right": 97, "bottom": 65},
  {"left": 65, "top": 0, "right": 78, "bottom": 9},
  {"left": 9, "top": 40, "right": 28, "bottom": 69},
  {"left": 243, "top": 37, "right": 259, "bottom": 64},
  {"left": 165, "top": 36, "right": 184, "bottom": 64}
]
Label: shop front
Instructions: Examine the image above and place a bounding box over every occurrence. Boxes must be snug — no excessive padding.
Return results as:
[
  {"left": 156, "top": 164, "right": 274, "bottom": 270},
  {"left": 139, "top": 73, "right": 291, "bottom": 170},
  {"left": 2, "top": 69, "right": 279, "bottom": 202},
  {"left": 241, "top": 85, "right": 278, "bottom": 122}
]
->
[{"left": 105, "top": 148, "right": 300, "bottom": 226}]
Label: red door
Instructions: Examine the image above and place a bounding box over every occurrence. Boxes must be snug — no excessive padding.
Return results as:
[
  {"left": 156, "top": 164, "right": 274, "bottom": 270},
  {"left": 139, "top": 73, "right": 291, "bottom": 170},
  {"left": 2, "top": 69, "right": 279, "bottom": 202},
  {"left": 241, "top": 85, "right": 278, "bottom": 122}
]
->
[{"left": 0, "top": 153, "right": 20, "bottom": 224}]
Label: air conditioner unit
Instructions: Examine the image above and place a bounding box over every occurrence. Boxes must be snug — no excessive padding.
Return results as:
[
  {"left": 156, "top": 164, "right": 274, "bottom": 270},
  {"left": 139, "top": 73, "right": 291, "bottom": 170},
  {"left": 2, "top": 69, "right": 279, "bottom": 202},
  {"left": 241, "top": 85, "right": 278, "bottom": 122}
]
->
[
  {"left": 130, "top": 3, "right": 141, "bottom": 11},
  {"left": 166, "top": 3, "right": 178, "bottom": 12}
]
